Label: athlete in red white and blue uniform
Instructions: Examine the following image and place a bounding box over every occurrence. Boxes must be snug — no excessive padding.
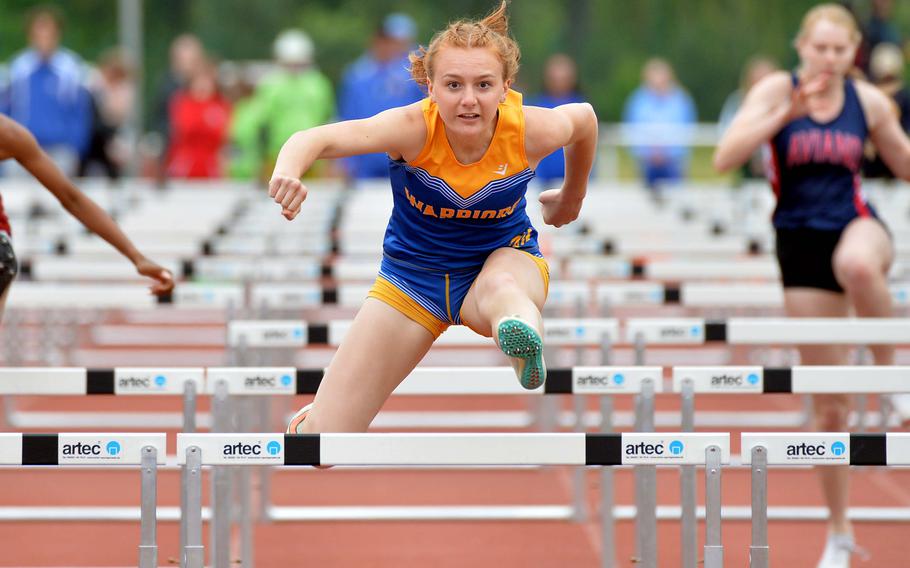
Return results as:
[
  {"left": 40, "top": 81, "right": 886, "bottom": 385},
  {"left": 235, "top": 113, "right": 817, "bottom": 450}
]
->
[{"left": 714, "top": 5, "right": 910, "bottom": 567}]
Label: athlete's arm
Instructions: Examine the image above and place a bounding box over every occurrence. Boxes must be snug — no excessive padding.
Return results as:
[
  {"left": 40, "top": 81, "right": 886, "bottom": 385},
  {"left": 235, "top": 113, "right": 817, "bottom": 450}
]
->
[
  {"left": 524, "top": 103, "right": 598, "bottom": 227},
  {"left": 0, "top": 117, "right": 174, "bottom": 295},
  {"left": 714, "top": 71, "right": 820, "bottom": 172},
  {"left": 858, "top": 81, "right": 910, "bottom": 180},
  {"left": 269, "top": 103, "right": 426, "bottom": 220}
]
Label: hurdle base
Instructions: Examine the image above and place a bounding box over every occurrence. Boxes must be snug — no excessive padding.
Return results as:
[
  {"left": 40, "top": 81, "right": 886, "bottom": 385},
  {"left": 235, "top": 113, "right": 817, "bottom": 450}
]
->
[
  {"left": 749, "top": 546, "right": 769, "bottom": 568},
  {"left": 138, "top": 545, "right": 157, "bottom": 568},
  {"left": 183, "top": 546, "right": 204, "bottom": 568},
  {"left": 703, "top": 545, "right": 723, "bottom": 568}
]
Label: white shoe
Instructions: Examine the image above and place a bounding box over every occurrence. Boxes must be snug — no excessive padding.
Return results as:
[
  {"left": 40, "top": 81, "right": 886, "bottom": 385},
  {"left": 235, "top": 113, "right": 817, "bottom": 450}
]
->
[
  {"left": 816, "top": 533, "right": 868, "bottom": 568},
  {"left": 891, "top": 394, "right": 910, "bottom": 425},
  {"left": 287, "top": 403, "right": 313, "bottom": 434}
]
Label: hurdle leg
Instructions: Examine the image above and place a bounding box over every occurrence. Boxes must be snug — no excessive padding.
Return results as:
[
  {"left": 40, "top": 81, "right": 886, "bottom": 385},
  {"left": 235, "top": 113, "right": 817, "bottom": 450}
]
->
[
  {"left": 703, "top": 445, "right": 723, "bottom": 568},
  {"left": 750, "top": 446, "right": 770, "bottom": 568},
  {"left": 633, "top": 377, "right": 657, "bottom": 568},
  {"left": 138, "top": 446, "right": 158, "bottom": 568},
  {"left": 179, "top": 380, "right": 198, "bottom": 562},
  {"left": 571, "top": 392, "right": 589, "bottom": 522},
  {"left": 238, "top": 396, "right": 256, "bottom": 568},
  {"left": 211, "top": 380, "right": 233, "bottom": 568},
  {"left": 680, "top": 379, "right": 697, "bottom": 568},
  {"left": 599, "top": 331, "right": 618, "bottom": 568},
  {"left": 600, "top": 394, "right": 617, "bottom": 568},
  {"left": 183, "top": 447, "right": 205, "bottom": 568}
]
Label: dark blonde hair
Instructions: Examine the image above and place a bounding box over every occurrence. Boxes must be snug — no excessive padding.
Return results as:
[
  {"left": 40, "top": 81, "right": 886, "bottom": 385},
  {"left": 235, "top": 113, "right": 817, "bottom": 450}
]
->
[
  {"left": 409, "top": 1, "right": 520, "bottom": 87},
  {"left": 796, "top": 3, "right": 862, "bottom": 45}
]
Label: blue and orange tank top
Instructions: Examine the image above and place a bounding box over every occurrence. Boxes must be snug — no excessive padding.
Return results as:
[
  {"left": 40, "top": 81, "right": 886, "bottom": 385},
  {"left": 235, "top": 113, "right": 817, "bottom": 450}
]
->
[
  {"left": 384, "top": 89, "right": 539, "bottom": 271},
  {"left": 768, "top": 75, "right": 875, "bottom": 231}
]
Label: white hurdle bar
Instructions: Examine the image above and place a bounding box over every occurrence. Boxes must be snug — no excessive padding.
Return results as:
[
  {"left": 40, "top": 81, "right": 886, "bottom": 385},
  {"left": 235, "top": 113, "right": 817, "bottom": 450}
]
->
[
  {"left": 228, "top": 318, "right": 910, "bottom": 348},
  {"left": 177, "top": 432, "right": 729, "bottom": 568},
  {"left": 742, "top": 432, "right": 910, "bottom": 568},
  {"left": 0, "top": 433, "right": 166, "bottom": 568}
]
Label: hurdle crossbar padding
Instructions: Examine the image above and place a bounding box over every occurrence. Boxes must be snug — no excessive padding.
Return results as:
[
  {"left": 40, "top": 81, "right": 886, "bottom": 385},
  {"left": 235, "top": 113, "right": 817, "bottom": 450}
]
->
[
  {"left": 624, "top": 318, "right": 714, "bottom": 344},
  {"left": 0, "top": 368, "right": 204, "bottom": 395},
  {"left": 227, "top": 321, "right": 307, "bottom": 348},
  {"left": 176, "top": 433, "right": 729, "bottom": 466},
  {"left": 682, "top": 283, "right": 910, "bottom": 308},
  {"left": 204, "top": 366, "right": 663, "bottom": 396},
  {"left": 6, "top": 283, "right": 159, "bottom": 308},
  {"left": 741, "top": 433, "right": 910, "bottom": 466},
  {"left": 0, "top": 433, "right": 166, "bottom": 465},
  {"left": 672, "top": 366, "right": 910, "bottom": 394},
  {"left": 231, "top": 319, "right": 621, "bottom": 347},
  {"left": 726, "top": 318, "right": 910, "bottom": 344}
]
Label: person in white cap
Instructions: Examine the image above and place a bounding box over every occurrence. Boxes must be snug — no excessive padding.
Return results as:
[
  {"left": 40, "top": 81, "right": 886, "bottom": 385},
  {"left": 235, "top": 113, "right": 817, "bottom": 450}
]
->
[{"left": 244, "top": 29, "right": 335, "bottom": 176}]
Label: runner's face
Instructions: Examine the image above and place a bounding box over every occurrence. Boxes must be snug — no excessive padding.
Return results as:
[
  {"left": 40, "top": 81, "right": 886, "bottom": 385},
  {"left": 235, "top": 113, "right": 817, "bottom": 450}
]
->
[
  {"left": 797, "top": 19, "right": 857, "bottom": 81},
  {"left": 427, "top": 47, "right": 510, "bottom": 138}
]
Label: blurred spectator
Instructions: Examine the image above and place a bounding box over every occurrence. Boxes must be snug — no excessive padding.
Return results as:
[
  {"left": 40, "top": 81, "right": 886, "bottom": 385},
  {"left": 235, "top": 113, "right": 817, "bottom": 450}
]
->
[
  {"left": 0, "top": 6, "right": 92, "bottom": 176},
  {"left": 863, "top": 43, "right": 910, "bottom": 179},
  {"left": 165, "top": 60, "right": 231, "bottom": 178},
  {"left": 622, "top": 58, "right": 697, "bottom": 189},
  {"left": 718, "top": 56, "right": 778, "bottom": 180},
  {"left": 79, "top": 48, "right": 135, "bottom": 179},
  {"left": 338, "top": 13, "right": 424, "bottom": 179},
  {"left": 222, "top": 64, "right": 261, "bottom": 180},
  {"left": 858, "top": 0, "right": 902, "bottom": 74},
  {"left": 246, "top": 29, "right": 334, "bottom": 176},
  {"left": 150, "top": 34, "right": 205, "bottom": 178},
  {"left": 527, "top": 53, "right": 586, "bottom": 186}
]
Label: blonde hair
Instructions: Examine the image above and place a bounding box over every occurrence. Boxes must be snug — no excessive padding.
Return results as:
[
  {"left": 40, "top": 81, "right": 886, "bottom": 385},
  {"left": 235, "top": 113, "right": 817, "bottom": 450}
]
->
[
  {"left": 796, "top": 3, "right": 862, "bottom": 45},
  {"left": 409, "top": 1, "right": 520, "bottom": 88}
]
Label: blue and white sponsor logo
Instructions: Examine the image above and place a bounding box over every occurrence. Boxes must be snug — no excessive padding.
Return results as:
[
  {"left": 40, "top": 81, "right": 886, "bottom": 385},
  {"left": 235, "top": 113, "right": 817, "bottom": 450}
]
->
[
  {"left": 625, "top": 439, "right": 686, "bottom": 459},
  {"left": 784, "top": 440, "right": 849, "bottom": 460},
  {"left": 155, "top": 375, "right": 167, "bottom": 387},
  {"left": 690, "top": 325, "right": 701, "bottom": 337},
  {"left": 669, "top": 440, "right": 684, "bottom": 455},
  {"left": 221, "top": 437, "right": 284, "bottom": 461},
  {"left": 831, "top": 441, "right": 846, "bottom": 457},
  {"left": 106, "top": 441, "right": 121, "bottom": 456},
  {"left": 612, "top": 373, "right": 625, "bottom": 386},
  {"left": 292, "top": 327, "right": 304, "bottom": 338},
  {"left": 280, "top": 374, "right": 293, "bottom": 387}
]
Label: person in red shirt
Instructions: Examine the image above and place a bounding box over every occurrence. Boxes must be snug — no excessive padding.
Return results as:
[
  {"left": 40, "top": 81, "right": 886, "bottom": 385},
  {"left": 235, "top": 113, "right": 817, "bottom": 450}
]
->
[{"left": 166, "top": 60, "right": 231, "bottom": 178}]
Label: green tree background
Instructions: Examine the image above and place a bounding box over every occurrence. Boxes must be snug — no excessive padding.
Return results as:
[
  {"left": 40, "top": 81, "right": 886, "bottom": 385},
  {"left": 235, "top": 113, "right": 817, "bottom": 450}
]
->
[{"left": 1, "top": 0, "right": 908, "bottom": 126}]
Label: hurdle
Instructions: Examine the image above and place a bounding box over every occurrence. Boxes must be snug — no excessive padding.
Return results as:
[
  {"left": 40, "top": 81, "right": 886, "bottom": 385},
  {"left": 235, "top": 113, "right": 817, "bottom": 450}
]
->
[
  {"left": 0, "top": 432, "right": 166, "bottom": 568},
  {"left": 742, "top": 432, "right": 910, "bottom": 568},
  {"left": 0, "top": 367, "right": 203, "bottom": 560},
  {"left": 672, "top": 366, "right": 910, "bottom": 568},
  {"left": 204, "top": 364, "right": 662, "bottom": 568},
  {"left": 177, "top": 431, "right": 730, "bottom": 568}
]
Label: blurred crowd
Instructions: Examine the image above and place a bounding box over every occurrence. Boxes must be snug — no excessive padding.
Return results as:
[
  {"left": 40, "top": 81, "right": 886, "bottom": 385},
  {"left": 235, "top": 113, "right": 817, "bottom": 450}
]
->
[{"left": 1, "top": 3, "right": 909, "bottom": 188}]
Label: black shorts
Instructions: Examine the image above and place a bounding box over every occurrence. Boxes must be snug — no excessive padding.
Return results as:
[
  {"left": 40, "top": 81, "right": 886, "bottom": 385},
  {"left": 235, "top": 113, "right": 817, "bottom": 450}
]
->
[{"left": 775, "top": 227, "right": 845, "bottom": 293}]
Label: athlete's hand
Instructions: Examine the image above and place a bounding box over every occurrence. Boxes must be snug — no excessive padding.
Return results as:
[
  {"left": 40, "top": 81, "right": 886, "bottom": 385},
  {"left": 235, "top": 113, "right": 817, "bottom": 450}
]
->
[
  {"left": 539, "top": 188, "right": 583, "bottom": 228},
  {"left": 134, "top": 258, "right": 174, "bottom": 296},
  {"left": 269, "top": 175, "right": 308, "bottom": 221},
  {"left": 787, "top": 72, "right": 831, "bottom": 122}
]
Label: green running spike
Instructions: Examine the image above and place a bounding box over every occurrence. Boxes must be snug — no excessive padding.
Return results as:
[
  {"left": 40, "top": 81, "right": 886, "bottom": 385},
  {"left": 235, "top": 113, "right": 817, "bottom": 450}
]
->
[{"left": 496, "top": 316, "right": 546, "bottom": 390}]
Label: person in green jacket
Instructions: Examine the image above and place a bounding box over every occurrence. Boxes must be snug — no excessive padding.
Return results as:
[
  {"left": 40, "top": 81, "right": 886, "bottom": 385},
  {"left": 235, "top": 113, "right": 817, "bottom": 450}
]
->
[{"left": 242, "top": 29, "right": 335, "bottom": 179}]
